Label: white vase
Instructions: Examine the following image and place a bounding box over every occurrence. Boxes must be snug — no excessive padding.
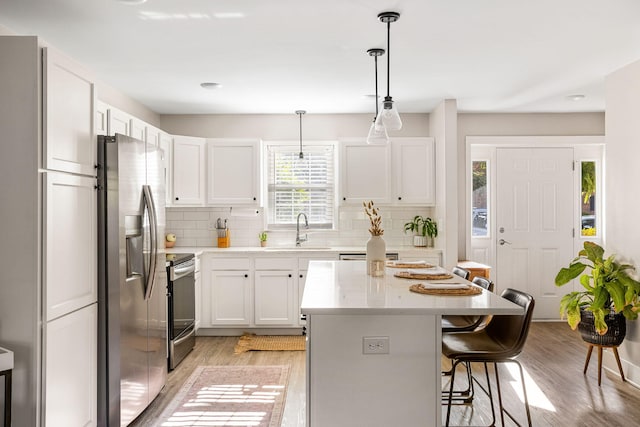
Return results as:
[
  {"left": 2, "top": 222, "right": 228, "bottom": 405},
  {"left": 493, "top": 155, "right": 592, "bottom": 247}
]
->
[
  {"left": 366, "top": 235, "right": 386, "bottom": 276},
  {"left": 413, "top": 235, "right": 427, "bottom": 247}
]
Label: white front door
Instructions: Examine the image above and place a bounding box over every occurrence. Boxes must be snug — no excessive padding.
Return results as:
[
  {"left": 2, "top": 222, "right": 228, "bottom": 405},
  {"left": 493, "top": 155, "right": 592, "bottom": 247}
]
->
[{"left": 496, "top": 148, "right": 574, "bottom": 319}]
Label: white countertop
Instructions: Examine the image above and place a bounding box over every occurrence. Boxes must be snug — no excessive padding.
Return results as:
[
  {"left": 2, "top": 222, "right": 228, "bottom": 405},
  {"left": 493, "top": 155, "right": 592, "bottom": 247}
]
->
[
  {"left": 166, "top": 245, "right": 441, "bottom": 256},
  {"left": 300, "top": 260, "right": 523, "bottom": 315},
  {"left": 0, "top": 346, "right": 14, "bottom": 371}
]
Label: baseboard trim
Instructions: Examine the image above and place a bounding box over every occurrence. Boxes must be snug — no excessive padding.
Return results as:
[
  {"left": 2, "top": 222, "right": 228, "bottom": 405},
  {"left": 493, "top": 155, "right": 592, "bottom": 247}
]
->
[
  {"left": 602, "top": 348, "right": 640, "bottom": 389},
  {"left": 196, "top": 327, "right": 304, "bottom": 337}
]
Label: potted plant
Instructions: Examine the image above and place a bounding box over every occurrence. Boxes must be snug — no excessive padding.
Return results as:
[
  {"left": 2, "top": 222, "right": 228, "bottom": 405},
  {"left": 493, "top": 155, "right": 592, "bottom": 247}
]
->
[
  {"left": 258, "top": 231, "right": 268, "bottom": 247},
  {"left": 555, "top": 241, "right": 640, "bottom": 345},
  {"left": 404, "top": 215, "right": 437, "bottom": 247}
]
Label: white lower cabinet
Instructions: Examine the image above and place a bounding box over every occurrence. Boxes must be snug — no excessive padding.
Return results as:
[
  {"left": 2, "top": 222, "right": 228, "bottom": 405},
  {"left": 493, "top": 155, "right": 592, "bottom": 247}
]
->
[
  {"left": 254, "top": 258, "right": 297, "bottom": 326},
  {"left": 207, "top": 257, "right": 253, "bottom": 326},
  {"left": 45, "top": 304, "right": 97, "bottom": 426}
]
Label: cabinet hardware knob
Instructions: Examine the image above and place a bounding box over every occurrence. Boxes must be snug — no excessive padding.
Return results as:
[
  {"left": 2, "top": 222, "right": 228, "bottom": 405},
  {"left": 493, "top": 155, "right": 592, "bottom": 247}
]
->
[
  {"left": 253, "top": 197, "right": 256, "bottom": 201},
  {"left": 300, "top": 274, "right": 303, "bottom": 278},
  {"left": 175, "top": 197, "right": 179, "bottom": 201},
  {"left": 398, "top": 196, "right": 402, "bottom": 200},
  {"left": 343, "top": 197, "right": 346, "bottom": 201},
  {"left": 244, "top": 274, "right": 248, "bottom": 278},
  {"left": 288, "top": 274, "right": 292, "bottom": 278}
]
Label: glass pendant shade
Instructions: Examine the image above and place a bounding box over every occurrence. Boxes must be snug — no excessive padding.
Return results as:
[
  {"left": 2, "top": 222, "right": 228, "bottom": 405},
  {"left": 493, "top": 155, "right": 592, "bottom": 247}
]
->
[
  {"left": 374, "top": 96, "right": 402, "bottom": 131},
  {"left": 366, "top": 119, "right": 389, "bottom": 144}
]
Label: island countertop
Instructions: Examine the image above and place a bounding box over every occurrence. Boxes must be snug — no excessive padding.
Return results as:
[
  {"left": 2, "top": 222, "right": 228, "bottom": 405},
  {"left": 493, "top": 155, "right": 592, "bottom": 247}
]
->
[{"left": 300, "top": 260, "right": 523, "bottom": 316}]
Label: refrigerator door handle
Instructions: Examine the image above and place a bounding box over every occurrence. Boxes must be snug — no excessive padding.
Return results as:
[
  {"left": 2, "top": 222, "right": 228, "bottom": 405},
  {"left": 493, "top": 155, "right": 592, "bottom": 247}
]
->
[{"left": 143, "top": 184, "right": 158, "bottom": 300}]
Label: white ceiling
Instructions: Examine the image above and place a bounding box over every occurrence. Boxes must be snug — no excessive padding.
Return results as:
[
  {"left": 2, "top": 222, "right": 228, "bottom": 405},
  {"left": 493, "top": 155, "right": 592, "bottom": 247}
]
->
[{"left": 2, "top": 0, "right": 640, "bottom": 115}]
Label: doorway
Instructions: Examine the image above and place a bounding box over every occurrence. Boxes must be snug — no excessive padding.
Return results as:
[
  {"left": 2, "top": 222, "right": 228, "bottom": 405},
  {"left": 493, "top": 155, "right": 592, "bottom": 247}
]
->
[{"left": 466, "top": 136, "right": 604, "bottom": 320}]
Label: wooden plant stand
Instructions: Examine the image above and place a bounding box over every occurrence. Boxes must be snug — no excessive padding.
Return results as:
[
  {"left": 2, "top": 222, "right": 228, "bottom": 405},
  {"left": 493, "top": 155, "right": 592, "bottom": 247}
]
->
[{"left": 583, "top": 344, "right": 625, "bottom": 386}]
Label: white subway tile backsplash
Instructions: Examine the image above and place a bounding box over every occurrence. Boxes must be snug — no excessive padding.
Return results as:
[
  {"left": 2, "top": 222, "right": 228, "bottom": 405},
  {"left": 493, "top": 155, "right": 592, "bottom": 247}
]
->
[{"left": 166, "top": 205, "right": 435, "bottom": 248}]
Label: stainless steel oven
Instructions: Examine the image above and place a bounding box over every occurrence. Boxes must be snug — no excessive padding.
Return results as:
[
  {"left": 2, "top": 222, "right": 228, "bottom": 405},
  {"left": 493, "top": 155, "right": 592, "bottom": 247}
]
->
[{"left": 166, "top": 253, "right": 196, "bottom": 370}]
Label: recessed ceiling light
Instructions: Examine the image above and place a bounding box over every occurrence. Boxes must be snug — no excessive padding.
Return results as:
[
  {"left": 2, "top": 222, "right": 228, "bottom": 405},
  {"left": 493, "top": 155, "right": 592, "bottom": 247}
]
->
[
  {"left": 116, "top": 0, "right": 148, "bottom": 5},
  {"left": 566, "top": 94, "right": 585, "bottom": 101},
  {"left": 200, "top": 82, "right": 222, "bottom": 90},
  {"left": 214, "top": 12, "right": 245, "bottom": 19}
]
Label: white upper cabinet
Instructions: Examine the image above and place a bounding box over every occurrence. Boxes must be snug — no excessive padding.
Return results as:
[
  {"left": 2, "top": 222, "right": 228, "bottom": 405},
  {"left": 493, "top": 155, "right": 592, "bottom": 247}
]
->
[
  {"left": 392, "top": 137, "right": 435, "bottom": 205},
  {"left": 43, "top": 171, "right": 97, "bottom": 321},
  {"left": 95, "top": 100, "right": 108, "bottom": 136},
  {"left": 339, "top": 138, "right": 436, "bottom": 206},
  {"left": 146, "top": 125, "right": 162, "bottom": 146},
  {"left": 207, "top": 139, "right": 260, "bottom": 205},
  {"left": 173, "top": 135, "right": 206, "bottom": 205},
  {"left": 339, "top": 140, "right": 392, "bottom": 204},
  {"left": 159, "top": 132, "right": 173, "bottom": 205},
  {"left": 108, "top": 106, "right": 132, "bottom": 136},
  {"left": 43, "top": 47, "right": 96, "bottom": 176},
  {"left": 130, "top": 116, "right": 147, "bottom": 142}
]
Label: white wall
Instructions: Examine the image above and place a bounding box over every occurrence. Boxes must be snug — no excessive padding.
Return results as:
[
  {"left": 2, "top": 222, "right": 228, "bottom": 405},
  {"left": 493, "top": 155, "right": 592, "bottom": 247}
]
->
[
  {"left": 160, "top": 113, "right": 429, "bottom": 139},
  {"left": 604, "top": 58, "right": 640, "bottom": 384}
]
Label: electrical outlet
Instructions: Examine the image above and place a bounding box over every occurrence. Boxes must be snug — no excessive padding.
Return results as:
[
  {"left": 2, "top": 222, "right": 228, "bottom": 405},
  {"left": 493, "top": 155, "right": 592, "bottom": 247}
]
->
[{"left": 362, "top": 336, "right": 389, "bottom": 354}]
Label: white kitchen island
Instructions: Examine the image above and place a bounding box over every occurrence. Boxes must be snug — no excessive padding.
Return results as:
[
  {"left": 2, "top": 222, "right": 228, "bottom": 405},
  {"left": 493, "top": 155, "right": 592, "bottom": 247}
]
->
[{"left": 300, "top": 260, "right": 523, "bottom": 427}]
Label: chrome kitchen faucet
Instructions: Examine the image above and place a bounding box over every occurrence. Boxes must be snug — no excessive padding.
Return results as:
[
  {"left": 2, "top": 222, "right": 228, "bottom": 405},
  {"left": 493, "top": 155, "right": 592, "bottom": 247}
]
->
[{"left": 296, "top": 212, "right": 309, "bottom": 246}]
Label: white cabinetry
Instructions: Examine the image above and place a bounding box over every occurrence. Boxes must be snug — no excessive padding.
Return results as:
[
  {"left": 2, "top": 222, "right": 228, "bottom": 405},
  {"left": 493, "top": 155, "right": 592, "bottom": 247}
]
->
[
  {"left": 130, "top": 116, "right": 147, "bottom": 141},
  {"left": 339, "top": 138, "right": 436, "bottom": 206},
  {"left": 96, "top": 100, "right": 109, "bottom": 136},
  {"left": 159, "top": 132, "right": 173, "bottom": 205},
  {"left": 207, "top": 258, "right": 252, "bottom": 326},
  {"left": 173, "top": 135, "right": 206, "bottom": 205},
  {"left": 45, "top": 304, "right": 97, "bottom": 426},
  {"left": 43, "top": 47, "right": 96, "bottom": 176},
  {"left": 207, "top": 139, "right": 261, "bottom": 205},
  {"left": 108, "top": 106, "right": 132, "bottom": 136},
  {"left": 0, "top": 38, "right": 97, "bottom": 425},
  {"left": 44, "top": 172, "right": 97, "bottom": 321},
  {"left": 194, "top": 254, "right": 202, "bottom": 330},
  {"left": 340, "top": 140, "right": 391, "bottom": 204},
  {"left": 254, "top": 258, "right": 297, "bottom": 326},
  {"left": 392, "top": 137, "right": 435, "bottom": 205}
]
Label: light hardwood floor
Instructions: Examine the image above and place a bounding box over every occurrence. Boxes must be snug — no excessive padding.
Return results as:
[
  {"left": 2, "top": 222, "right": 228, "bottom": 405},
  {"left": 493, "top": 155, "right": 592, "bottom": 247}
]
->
[{"left": 130, "top": 322, "right": 640, "bottom": 426}]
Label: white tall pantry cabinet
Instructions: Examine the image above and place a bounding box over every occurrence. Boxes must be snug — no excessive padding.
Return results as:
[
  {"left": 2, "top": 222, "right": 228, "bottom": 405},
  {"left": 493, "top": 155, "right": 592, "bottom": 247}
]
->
[{"left": 0, "top": 36, "right": 97, "bottom": 426}]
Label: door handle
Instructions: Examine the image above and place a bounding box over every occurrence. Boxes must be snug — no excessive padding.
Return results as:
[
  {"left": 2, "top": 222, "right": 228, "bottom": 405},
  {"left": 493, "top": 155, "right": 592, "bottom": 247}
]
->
[{"left": 499, "top": 239, "right": 512, "bottom": 246}]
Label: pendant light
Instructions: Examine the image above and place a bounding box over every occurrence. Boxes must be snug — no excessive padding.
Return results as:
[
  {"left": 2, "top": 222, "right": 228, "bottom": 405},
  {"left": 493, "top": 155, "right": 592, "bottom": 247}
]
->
[
  {"left": 374, "top": 11, "right": 402, "bottom": 131},
  {"left": 366, "top": 48, "right": 389, "bottom": 144},
  {"left": 295, "top": 110, "right": 306, "bottom": 159}
]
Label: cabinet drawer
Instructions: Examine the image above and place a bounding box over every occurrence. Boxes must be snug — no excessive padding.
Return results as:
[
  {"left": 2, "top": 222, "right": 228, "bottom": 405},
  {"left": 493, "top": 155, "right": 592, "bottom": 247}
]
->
[
  {"left": 255, "top": 257, "right": 296, "bottom": 270},
  {"left": 209, "top": 257, "right": 250, "bottom": 270}
]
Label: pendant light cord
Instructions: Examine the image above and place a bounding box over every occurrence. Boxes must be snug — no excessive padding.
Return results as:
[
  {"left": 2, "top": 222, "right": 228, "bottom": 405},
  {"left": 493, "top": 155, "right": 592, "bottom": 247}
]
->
[
  {"left": 386, "top": 20, "right": 391, "bottom": 98},
  {"left": 374, "top": 54, "right": 379, "bottom": 118}
]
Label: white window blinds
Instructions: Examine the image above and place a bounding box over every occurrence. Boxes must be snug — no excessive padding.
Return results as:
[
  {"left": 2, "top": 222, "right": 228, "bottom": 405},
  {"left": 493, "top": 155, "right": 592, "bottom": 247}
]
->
[{"left": 266, "top": 144, "right": 335, "bottom": 229}]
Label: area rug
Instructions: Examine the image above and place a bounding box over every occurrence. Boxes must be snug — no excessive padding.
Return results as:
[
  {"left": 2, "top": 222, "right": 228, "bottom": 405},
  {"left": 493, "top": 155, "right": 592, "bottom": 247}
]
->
[
  {"left": 157, "top": 365, "right": 290, "bottom": 427},
  {"left": 234, "top": 333, "right": 306, "bottom": 354}
]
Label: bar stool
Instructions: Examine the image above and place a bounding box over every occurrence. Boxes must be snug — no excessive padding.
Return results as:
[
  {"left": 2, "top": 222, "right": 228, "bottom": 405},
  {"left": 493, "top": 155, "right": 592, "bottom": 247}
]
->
[
  {"left": 441, "top": 277, "right": 495, "bottom": 402},
  {"left": 0, "top": 347, "right": 13, "bottom": 427},
  {"left": 442, "top": 288, "right": 535, "bottom": 427},
  {"left": 451, "top": 266, "right": 470, "bottom": 280}
]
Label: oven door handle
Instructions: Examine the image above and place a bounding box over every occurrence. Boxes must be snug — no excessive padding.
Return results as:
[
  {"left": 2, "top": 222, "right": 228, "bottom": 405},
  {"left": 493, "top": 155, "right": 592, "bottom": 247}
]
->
[{"left": 171, "top": 263, "right": 195, "bottom": 281}]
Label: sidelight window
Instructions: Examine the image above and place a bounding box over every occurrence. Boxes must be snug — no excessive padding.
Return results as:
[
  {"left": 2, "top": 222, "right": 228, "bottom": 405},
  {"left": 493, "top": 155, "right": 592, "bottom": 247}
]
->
[
  {"left": 472, "top": 160, "right": 489, "bottom": 237},
  {"left": 580, "top": 161, "right": 597, "bottom": 237}
]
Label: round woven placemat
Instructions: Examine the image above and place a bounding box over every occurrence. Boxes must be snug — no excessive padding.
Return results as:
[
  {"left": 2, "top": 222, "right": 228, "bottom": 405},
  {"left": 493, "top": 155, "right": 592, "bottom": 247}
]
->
[
  {"left": 386, "top": 262, "right": 435, "bottom": 269},
  {"left": 394, "top": 271, "right": 453, "bottom": 280},
  {"left": 409, "top": 283, "right": 483, "bottom": 296}
]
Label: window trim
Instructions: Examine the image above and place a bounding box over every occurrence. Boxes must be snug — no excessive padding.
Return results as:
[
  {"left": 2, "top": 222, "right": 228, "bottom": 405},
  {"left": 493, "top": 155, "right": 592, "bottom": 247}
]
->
[{"left": 263, "top": 140, "right": 338, "bottom": 231}]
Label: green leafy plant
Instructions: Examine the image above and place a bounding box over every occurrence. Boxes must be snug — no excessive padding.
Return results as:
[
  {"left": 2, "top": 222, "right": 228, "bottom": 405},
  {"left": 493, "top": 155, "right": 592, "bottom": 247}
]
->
[
  {"left": 258, "top": 231, "right": 268, "bottom": 242},
  {"left": 555, "top": 241, "right": 640, "bottom": 335},
  {"left": 403, "top": 215, "right": 437, "bottom": 238}
]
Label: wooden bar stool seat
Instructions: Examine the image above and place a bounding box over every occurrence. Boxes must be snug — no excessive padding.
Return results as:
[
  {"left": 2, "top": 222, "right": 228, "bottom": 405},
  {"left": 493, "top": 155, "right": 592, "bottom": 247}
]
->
[{"left": 583, "top": 343, "right": 625, "bottom": 386}]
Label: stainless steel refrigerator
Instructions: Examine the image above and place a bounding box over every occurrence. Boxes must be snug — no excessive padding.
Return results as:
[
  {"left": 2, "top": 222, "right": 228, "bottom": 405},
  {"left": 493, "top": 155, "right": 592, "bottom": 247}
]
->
[{"left": 97, "top": 133, "right": 167, "bottom": 427}]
